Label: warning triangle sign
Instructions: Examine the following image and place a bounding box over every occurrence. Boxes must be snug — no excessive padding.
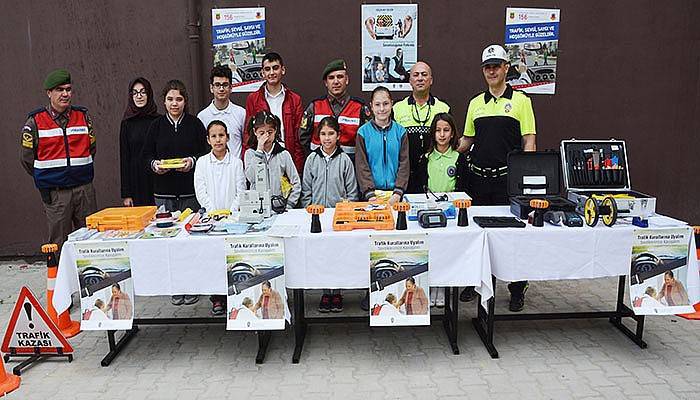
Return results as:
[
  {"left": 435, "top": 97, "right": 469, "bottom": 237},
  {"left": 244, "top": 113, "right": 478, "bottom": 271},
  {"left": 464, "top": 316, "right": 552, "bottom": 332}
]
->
[{"left": 1, "top": 286, "right": 73, "bottom": 355}]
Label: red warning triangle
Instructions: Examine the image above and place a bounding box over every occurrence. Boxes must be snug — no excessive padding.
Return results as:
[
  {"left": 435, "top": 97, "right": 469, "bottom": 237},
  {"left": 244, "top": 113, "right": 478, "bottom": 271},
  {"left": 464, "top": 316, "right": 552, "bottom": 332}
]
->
[{"left": 1, "top": 286, "right": 73, "bottom": 355}]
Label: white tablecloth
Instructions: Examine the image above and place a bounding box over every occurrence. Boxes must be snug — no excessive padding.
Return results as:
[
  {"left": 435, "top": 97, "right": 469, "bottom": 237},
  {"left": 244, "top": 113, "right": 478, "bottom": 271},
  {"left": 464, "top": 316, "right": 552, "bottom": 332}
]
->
[{"left": 55, "top": 208, "right": 494, "bottom": 313}]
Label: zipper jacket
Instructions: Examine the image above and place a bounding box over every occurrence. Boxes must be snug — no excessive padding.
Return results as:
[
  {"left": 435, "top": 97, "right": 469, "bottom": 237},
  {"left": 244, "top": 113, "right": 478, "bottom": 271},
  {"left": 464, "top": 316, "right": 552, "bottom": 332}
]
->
[
  {"left": 355, "top": 120, "right": 410, "bottom": 200},
  {"left": 243, "top": 142, "right": 301, "bottom": 209},
  {"left": 300, "top": 147, "right": 358, "bottom": 207}
]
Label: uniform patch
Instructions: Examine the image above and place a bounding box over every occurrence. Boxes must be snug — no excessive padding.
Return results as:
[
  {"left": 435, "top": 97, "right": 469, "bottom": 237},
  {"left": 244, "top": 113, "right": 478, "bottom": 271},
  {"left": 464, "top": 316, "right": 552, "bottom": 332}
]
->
[
  {"left": 22, "top": 127, "right": 33, "bottom": 148},
  {"left": 300, "top": 112, "right": 309, "bottom": 130},
  {"left": 504, "top": 103, "right": 512, "bottom": 113},
  {"left": 447, "top": 165, "right": 456, "bottom": 177},
  {"left": 363, "top": 106, "right": 372, "bottom": 119}
]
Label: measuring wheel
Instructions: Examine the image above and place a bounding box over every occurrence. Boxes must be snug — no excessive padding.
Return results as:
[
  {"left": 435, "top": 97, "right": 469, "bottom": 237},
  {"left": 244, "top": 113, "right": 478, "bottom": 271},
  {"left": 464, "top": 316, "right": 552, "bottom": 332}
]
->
[
  {"left": 583, "top": 196, "right": 599, "bottom": 227},
  {"left": 600, "top": 196, "right": 618, "bottom": 226}
]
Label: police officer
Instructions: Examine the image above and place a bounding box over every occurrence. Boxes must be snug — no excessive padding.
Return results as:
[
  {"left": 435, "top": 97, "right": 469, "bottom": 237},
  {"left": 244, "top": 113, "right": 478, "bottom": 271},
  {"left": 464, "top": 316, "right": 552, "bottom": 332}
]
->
[
  {"left": 21, "top": 69, "right": 97, "bottom": 250},
  {"left": 299, "top": 59, "right": 371, "bottom": 162},
  {"left": 458, "top": 45, "right": 536, "bottom": 311},
  {"left": 393, "top": 61, "right": 450, "bottom": 194}
]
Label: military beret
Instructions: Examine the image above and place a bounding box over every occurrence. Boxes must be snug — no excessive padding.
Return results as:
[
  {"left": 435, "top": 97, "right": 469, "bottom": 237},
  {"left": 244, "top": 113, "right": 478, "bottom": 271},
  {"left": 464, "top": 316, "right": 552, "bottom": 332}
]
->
[
  {"left": 44, "top": 69, "right": 71, "bottom": 90},
  {"left": 322, "top": 59, "right": 347, "bottom": 79}
]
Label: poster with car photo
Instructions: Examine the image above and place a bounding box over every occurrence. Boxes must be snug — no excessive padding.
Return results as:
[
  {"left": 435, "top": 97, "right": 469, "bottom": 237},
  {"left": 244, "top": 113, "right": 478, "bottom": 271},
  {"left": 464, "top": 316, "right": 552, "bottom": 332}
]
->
[
  {"left": 225, "top": 236, "right": 289, "bottom": 330},
  {"left": 74, "top": 241, "right": 134, "bottom": 330},
  {"left": 504, "top": 7, "right": 560, "bottom": 94},
  {"left": 369, "top": 234, "right": 429, "bottom": 326},
  {"left": 629, "top": 227, "right": 697, "bottom": 315},
  {"left": 361, "top": 4, "right": 417, "bottom": 91},
  {"left": 212, "top": 7, "right": 266, "bottom": 92}
]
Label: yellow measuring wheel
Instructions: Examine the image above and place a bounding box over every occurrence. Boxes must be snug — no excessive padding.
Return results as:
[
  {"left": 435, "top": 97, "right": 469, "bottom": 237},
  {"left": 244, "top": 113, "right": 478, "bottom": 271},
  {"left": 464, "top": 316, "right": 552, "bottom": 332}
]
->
[
  {"left": 584, "top": 197, "right": 599, "bottom": 227},
  {"left": 600, "top": 196, "right": 618, "bottom": 226}
]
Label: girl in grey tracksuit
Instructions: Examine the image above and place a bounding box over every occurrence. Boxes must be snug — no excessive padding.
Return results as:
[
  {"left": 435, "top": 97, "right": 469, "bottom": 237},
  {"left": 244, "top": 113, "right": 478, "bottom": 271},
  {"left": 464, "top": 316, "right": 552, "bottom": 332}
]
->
[{"left": 301, "top": 116, "right": 358, "bottom": 313}]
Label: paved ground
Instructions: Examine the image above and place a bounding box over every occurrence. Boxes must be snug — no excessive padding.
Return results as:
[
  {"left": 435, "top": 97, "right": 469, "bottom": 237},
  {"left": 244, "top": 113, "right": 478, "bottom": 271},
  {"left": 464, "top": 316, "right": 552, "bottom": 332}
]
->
[{"left": 0, "top": 259, "right": 698, "bottom": 399}]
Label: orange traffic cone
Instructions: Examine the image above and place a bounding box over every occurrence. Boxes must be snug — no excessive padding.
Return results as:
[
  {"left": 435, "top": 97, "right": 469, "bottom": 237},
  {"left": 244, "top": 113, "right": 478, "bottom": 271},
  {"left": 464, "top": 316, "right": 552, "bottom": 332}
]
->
[
  {"left": 0, "top": 352, "right": 20, "bottom": 396},
  {"left": 678, "top": 226, "right": 700, "bottom": 320},
  {"left": 43, "top": 244, "right": 81, "bottom": 338}
]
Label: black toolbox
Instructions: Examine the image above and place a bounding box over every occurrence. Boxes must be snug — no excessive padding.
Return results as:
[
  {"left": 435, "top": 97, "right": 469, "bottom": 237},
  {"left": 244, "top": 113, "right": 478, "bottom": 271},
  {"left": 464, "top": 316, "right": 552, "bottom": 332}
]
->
[
  {"left": 507, "top": 150, "right": 576, "bottom": 219},
  {"left": 560, "top": 139, "right": 656, "bottom": 224}
]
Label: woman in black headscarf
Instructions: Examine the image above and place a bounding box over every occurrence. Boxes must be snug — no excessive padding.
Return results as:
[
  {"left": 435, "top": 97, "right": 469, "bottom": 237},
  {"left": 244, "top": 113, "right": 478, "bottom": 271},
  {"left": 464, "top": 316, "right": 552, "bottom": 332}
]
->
[{"left": 120, "top": 77, "right": 160, "bottom": 206}]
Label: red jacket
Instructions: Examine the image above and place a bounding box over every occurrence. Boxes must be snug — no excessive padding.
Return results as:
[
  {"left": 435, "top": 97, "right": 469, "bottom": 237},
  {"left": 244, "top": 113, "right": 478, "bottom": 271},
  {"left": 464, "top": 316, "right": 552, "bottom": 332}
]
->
[{"left": 244, "top": 84, "right": 305, "bottom": 172}]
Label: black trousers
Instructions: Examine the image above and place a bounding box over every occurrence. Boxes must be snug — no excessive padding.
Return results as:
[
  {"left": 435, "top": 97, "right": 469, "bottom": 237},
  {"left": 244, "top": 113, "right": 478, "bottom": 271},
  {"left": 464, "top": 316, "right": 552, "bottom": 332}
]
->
[{"left": 467, "top": 172, "right": 527, "bottom": 296}]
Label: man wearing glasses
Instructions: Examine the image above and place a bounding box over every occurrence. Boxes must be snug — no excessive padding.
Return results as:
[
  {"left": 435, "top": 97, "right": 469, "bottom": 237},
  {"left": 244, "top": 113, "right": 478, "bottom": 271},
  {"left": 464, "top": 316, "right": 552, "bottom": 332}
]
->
[
  {"left": 243, "top": 52, "right": 305, "bottom": 172},
  {"left": 20, "top": 68, "right": 97, "bottom": 251},
  {"left": 197, "top": 65, "right": 246, "bottom": 161}
]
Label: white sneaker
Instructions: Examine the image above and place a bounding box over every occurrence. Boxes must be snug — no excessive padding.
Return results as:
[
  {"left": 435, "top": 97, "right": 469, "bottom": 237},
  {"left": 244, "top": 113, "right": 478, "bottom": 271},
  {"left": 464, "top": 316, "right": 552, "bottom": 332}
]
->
[
  {"left": 435, "top": 288, "right": 445, "bottom": 308},
  {"left": 429, "top": 287, "right": 437, "bottom": 307}
]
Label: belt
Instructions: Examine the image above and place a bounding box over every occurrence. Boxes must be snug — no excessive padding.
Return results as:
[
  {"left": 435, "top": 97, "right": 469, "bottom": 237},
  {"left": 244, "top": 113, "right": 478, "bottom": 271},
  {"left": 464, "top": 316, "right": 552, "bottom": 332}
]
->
[{"left": 469, "top": 164, "right": 508, "bottom": 178}]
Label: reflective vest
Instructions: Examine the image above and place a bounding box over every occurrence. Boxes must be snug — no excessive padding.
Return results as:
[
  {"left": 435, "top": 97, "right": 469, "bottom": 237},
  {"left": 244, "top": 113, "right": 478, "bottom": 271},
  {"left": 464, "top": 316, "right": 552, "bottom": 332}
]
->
[
  {"left": 310, "top": 97, "right": 363, "bottom": 154},
  {"left": 31, "top": 107, "right": 93, "bottom": 189}
]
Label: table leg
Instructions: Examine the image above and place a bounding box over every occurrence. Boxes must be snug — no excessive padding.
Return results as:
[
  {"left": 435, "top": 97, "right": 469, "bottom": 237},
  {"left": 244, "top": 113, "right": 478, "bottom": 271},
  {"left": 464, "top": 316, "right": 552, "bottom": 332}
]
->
[
  {"left": 292, "top": 289, "right": 307, "bottom": 364},
  {"left": 609, "top": 275, "right": 647, "bottom": 349},
  {"left": 101, "top": 326, "right": 139, "bottom": 367},
  {"left": 472, "top": 276, "right": 499, "bottom": 358},
  {"left": 255, "top": 331, "right": 272, "bottom": 364},
  {"left": 440, "top": 287, "right": 460, "bottom": 355}
]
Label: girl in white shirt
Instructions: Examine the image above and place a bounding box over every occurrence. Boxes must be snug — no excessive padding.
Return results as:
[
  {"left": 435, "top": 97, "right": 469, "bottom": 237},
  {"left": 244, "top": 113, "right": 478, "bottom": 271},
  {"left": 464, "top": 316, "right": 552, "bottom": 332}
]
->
[{"left": 194, "top": 120, "right": 246, "bottom": 213}]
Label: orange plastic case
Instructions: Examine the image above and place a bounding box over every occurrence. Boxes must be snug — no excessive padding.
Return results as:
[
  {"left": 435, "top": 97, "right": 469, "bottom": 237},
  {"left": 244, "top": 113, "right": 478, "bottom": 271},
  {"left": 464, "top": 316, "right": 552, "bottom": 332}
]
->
[
  {"left": 332, "top": 202, "right": 394, "bottom": 231},
  {"left": 86, "top": 206, "right": 157, "bottom": 231}
]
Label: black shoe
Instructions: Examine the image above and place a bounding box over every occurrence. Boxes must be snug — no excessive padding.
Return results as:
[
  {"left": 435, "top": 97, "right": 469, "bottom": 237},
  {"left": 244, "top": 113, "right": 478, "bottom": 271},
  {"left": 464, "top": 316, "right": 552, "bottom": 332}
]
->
[
  {"left": 360, "top": 293, "right": 370, "bottom": 311},
  {"left": 459, "top": 287, "right": 477, "bottom": 302},
  {"left": 318, "top": 294, "right": 331, "bottom": 313},
  {"left": 330, "top": 294, "right": 343, "bottom": 313},
  {"left": 508, "top": 283, "right": 529, "bottom": 312}
]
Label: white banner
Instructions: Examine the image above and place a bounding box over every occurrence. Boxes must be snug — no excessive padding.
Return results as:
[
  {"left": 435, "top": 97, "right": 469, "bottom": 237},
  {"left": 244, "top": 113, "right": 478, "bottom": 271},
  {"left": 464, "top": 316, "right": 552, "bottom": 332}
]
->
[
  {"left": 369, "top": 234, "right": 429, "bottom": 326},
  {"left": 361, "top": 4, "right": 417, "bottom": 92},
  {"left": 212, "top": 8, "right": 266, "bottom": 92},
  {"left": 75, "top": 241, "right": 135, "bottom": 330},
  {"left": 225, "top": 236, "right": 289, "bottom": 330}
]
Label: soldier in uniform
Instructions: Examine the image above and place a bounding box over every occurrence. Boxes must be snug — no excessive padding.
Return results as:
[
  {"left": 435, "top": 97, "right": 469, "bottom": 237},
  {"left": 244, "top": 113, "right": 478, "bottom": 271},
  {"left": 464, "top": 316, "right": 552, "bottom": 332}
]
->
[
  {"left": 20, "top": 69, "right": 97, "bottom": 250},
  {"left": 299, "top": 59, "right": 371, "bottom": 162}
]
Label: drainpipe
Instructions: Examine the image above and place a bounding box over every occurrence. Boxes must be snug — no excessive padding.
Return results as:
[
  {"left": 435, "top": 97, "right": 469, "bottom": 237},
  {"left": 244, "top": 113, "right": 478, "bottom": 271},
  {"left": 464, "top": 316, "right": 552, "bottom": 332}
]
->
[{"left": 187, "top": 0, "right": 203, "bottom": 111}]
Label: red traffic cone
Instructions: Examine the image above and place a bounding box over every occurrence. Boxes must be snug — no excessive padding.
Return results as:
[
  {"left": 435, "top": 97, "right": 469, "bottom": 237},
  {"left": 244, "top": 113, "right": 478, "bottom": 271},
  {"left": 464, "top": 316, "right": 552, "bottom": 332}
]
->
[
  {"left": 42, "top": 244, "right": 81, "bottom": 338},
  {"left": 0, "top": 353, "right": 20, "bottom": 396}
]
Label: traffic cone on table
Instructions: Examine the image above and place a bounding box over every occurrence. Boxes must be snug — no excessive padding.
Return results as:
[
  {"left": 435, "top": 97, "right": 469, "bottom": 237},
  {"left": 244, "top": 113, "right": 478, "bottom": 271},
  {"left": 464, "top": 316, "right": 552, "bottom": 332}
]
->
[
  {"left": 0, "top": 352, "right": 20, "bottom": 396},
  {"left": 678, "top": 226, "right": 700, "bottom": 320},
  {"left": 43, "top": 244, "right": 81, "bottom": 338}
]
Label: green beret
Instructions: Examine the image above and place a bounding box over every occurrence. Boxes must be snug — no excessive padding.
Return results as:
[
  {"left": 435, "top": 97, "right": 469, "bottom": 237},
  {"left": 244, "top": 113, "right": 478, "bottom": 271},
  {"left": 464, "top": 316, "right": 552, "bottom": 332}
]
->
[
  {"left": 322, "top": 59, "right": 347, "bottom": 79},
  {"left": 44, "top": 69, "right": 71, "bottom": 90}
]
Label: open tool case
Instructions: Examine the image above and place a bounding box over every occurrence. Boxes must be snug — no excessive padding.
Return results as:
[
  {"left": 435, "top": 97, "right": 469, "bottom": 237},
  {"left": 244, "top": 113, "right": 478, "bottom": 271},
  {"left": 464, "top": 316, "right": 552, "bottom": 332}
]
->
[
  {"left": 508, "top": 150, "right": 576, "bottom": 219},
  {"left": 560, "top": 139, "right": 656, "bottom": 224}
]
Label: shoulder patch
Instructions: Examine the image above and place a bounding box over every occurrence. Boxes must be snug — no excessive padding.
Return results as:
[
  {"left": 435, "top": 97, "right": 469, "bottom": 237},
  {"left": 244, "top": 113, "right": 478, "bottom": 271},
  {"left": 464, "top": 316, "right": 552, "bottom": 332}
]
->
[
  {"left": 22, "top": 126, "right": 34, "bottom": 149},
  {"left": 27, "top": 107, "right": 45, "bottom": 118},
  {"left": 363, "top": 105, "right": 372, "bottom": 119}
]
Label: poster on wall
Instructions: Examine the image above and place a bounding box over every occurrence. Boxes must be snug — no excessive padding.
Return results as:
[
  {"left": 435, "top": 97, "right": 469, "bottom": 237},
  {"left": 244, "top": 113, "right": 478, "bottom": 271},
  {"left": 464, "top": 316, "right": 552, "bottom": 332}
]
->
[
  {"left": 629, "top": 228, "right": 696, "bottom": 315},
  {"left": 75, "top": 242, "right": 134, "bottom": 330},
  {"left": 504, "top": 8, "right": 560, "bottom": 94},
  {"left": 361, "top": 4, "right": 418, "bottom": 91},
  {"left": 369, "top": 234, "right": 429, "bottom": 326},
  {"left": 211, "top": 8, "right": 266, "bottom": 92},
  {"left": 225, "top": 236, "right": 289, "bottom": 330}
]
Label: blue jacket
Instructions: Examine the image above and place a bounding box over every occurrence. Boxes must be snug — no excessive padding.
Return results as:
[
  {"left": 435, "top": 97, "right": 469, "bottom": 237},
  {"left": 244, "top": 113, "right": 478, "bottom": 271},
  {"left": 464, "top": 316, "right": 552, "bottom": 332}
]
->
[{"left": 355, "top": 120, "right": 410, "bottom": 199}]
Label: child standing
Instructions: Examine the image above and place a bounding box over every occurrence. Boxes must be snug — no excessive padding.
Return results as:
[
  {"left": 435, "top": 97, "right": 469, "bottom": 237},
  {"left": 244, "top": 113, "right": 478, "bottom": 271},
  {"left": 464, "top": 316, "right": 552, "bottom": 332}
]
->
[
  {"left": 355, "top": 86, "right": 410, "bottom": 206},
  {"left": 243, "top": 111, "right": 301, "bottom": 209},
  {"left": 417, "top": 112, "right": 469, "bottom": 307},
  {"left": 194, "top": 120, "right": 247, "bottom": 315},
  {"left": 301, "top": 116, "right": 359, "bottom": 313},
  {"left": 355, "top": 85, "right": 409, "bottom": 311}
]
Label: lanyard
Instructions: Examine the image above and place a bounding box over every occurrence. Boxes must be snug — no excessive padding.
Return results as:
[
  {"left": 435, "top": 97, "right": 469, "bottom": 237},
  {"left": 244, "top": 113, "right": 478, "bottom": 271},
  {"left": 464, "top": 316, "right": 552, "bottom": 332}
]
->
[{"left": 411, "top": 101, "right": 431, "bottom": 127}]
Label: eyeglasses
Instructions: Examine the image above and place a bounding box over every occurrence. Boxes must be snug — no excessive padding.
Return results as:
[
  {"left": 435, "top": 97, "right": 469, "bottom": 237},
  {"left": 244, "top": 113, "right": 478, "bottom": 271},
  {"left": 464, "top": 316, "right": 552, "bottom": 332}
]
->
[
  {"left": 212, "top": 82, "right": 231, "bottom": 89},
  {"left": 131, "top": 89, "right": 147, "bottom": 97}
]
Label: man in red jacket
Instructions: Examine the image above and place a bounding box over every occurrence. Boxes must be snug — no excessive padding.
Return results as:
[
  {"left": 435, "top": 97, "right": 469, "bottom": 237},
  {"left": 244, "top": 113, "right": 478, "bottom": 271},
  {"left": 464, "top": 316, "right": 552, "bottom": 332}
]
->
[{"left": 243, "top": 52, "right": 305, "bottom": 173}]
